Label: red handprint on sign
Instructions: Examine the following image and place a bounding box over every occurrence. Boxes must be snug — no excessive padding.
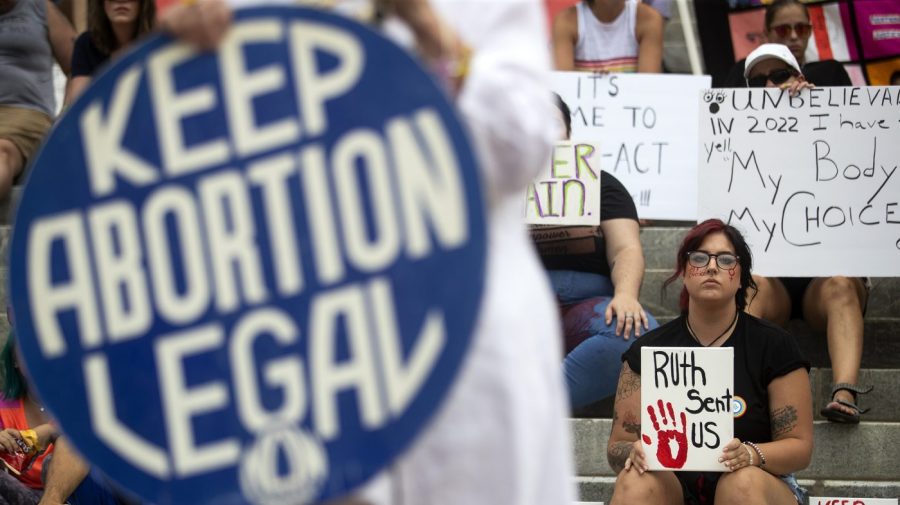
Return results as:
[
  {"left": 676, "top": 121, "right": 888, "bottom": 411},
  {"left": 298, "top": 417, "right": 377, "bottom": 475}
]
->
[{"left": 641, "top": 400, "right": 688, "bottom": 469}]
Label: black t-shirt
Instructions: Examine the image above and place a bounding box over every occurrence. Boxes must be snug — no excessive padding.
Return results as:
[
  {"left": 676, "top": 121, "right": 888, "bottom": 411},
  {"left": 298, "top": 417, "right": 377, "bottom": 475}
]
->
[
  {"left": 532, "top": 170, "right": 638, "bottom": 277},
  {"left": 71, "top": 32, "right": 111, "bottom": 78},
  {"left": 723, "top": 58, "right": 852, "bottom": 88},
  {"left": 622, "top": 312, "right": 809, "bottom": 446}
]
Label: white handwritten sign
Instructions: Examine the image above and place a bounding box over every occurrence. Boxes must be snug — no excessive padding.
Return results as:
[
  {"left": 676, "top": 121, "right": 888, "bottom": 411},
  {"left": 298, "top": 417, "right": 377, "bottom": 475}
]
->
[
  {"left": 551, "top": 72, "right": 711, "bottom": 220},
  {"left": 809, "top": 499, "right": 898, "bottom": 505},
  {"left": 698, "top": 86, "right": 900, "bottom": 276},
  {"left": 641, "top": 347, "right": 733, "bottom": 472},
  {"left": 524, "top": 141, "right": 602, "bottom": 225}
]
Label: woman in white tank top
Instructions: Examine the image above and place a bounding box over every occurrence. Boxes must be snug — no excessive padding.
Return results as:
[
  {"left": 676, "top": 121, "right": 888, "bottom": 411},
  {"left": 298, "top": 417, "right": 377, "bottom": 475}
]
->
[{"left": 552, "top": 0, "right": 663, "bottom": 73}]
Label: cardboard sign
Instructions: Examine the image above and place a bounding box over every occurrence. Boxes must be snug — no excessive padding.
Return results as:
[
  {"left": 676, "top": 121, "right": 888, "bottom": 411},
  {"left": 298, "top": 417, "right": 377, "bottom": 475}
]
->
[
  {"left": 809, "top": 500, "right": 899, "bottom": 505},
  {"left": 9, "top": 7, "right": 486, "bottom": 504},
  {"left": 698, "top": 87, "right": 900, "bottom": 276},
  {"left": 551, "top": 72, "right": 711, "bottom": 220},
  {"left": 524, "top": 141, "right": 602, "bottom": 225},
  {"left": 641, "top": 347, "right": 733, "bottom": 472}
]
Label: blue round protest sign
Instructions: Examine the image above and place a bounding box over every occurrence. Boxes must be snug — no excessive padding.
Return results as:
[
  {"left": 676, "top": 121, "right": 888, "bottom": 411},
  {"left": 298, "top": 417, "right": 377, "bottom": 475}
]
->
[{"left": 9, "top": 6, "right": 485, "bottom": 504}]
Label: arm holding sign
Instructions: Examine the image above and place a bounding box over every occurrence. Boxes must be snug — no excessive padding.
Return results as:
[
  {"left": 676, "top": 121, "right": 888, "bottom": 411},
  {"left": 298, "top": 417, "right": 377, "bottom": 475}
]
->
[
  {"left": 606, "top": 362, "right": 686, "bottom": 503},
  {"left": 607, "top": 362, "right": 646, "bottom": 474}
]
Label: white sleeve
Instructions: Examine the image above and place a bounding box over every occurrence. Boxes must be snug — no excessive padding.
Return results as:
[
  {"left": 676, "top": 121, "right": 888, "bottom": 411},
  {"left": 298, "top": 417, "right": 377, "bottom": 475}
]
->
[{"left": 434, "top": 0, "right": 556, "bottom": 204}]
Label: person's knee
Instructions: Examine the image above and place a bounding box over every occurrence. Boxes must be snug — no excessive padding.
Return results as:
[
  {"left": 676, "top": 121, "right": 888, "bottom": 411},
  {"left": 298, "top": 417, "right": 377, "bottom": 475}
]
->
[
  {"left": 610, "top": 470, "right": 663, "bottom": 504},
  {"left": 0, "top": 139, "right": 23, "bottom": 181},
  {"left": 715, "top": 468, "right": 767, "bottom": 502},
  {"left": 819, "top": 276, "right": 863, "bottom": 308},
  {"left": 746, "top": 276, "right": 774, "bottom": 315}
]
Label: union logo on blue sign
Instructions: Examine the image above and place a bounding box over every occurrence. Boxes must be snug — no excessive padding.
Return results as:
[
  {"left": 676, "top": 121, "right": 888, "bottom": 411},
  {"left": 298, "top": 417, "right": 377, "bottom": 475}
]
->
[{"left": 9, "top": 6, "right": 486, "bottom": 504}]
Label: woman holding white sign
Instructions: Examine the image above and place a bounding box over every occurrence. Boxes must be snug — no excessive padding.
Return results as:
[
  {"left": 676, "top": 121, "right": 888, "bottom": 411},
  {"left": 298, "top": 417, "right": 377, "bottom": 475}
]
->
[
  {"left": 738, "top": 43, "right": 872, "bottom": 425},
  {"left": 606, "top": 219, "right": 813, "bottom": 505}
]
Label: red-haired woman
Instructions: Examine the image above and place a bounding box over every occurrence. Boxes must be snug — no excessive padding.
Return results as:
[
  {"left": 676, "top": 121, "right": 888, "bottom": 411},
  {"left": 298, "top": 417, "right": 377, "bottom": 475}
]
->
[{"left": 606, "top": 219, "right": 813, "bottom": 505}]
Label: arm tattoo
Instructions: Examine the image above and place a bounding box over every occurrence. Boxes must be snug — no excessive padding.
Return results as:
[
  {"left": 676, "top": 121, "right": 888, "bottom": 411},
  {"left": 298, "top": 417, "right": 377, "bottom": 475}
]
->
[
  {"left": 615, "top": 365, "right": 640, "bottom": 402},
  {"left": 622, "top": 411, "right": 641, "bottom": 436},
  {"left": 608, "top": 441, "right": 632, "bottom": 474},
  {"left": 770, "top": 405, "right": 798, "bottom": 438}
]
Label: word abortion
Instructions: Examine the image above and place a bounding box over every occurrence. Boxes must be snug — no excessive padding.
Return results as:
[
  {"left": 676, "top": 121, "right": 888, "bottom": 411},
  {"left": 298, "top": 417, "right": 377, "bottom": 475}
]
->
[{"left": 25, "top": 19, "right": 468, "bottom": 478}]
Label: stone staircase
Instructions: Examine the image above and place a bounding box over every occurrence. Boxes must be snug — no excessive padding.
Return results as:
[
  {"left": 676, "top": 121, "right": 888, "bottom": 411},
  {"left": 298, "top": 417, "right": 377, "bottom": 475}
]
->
[{"left": 571, "top": 226, "right": 900, "bottom": 503}]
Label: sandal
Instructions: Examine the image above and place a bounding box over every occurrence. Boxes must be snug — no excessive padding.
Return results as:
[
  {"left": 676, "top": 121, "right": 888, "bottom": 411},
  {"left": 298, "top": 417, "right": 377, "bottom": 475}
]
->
[{"left": 820, "top": 383, "right": 873, "bottom": 424}]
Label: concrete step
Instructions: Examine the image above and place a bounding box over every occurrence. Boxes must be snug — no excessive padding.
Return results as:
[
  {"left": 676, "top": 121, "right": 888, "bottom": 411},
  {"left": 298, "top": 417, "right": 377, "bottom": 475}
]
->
[
  {"left": 639, "top": 226, "right": 692, "bottom": 270},
  {"left": 571, "top": 418, "right": 900, "bottom": 481},
  {"left": 811, "top": 369, "right": 900, "bottom": 423},
  {"left": 576, "top": 476, "right": 900, "bottom": 504}
]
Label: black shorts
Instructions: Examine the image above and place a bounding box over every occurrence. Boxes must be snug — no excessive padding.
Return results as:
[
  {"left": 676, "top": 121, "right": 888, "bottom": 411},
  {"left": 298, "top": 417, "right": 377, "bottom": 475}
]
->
[
  {"left": 778, "top": 277, "right": 813, "bottom": 320},
  {"left": 676, "top": 471, "right": 719, "bottom": 504},
  {"left": 776, "top": 277, "right": 870, "bottom": 321}
]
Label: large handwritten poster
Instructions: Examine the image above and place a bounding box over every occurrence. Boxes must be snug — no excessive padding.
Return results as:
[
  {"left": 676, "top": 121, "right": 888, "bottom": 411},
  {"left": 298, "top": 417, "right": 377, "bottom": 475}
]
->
[
  {"left": 641, "top": 347, "right": 733, "bottom": 472},
  {"left": 698, "top": 86, "right": 900, "bottom": 277},
  {"left": 551, "top": 72, "right": 711, "bottom": 220}
]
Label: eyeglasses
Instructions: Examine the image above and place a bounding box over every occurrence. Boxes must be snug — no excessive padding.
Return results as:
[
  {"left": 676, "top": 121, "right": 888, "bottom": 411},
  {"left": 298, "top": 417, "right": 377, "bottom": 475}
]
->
[
  {"left": 687, "top": 251, "right": 739, "bottom": 269},
  {"left": 747, "top": 68, "right": 797, "bottom": 88},
  {"left": 770, "top": 22, "right": 812, "bottom": 39}
]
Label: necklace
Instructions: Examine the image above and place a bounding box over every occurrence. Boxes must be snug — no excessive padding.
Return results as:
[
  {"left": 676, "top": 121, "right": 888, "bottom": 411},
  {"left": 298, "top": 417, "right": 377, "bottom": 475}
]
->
[{"left": 686, "top": 311, "right": 739, "bottom": 347}]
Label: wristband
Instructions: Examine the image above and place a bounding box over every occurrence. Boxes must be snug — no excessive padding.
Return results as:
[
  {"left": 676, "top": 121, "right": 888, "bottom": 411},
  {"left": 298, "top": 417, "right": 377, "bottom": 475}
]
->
[
  {"left": 743, "top": 441, "right": 766, "bottom": 466},
  {"left": 743, "top": 444, "right": 755, "bottom": 466}
]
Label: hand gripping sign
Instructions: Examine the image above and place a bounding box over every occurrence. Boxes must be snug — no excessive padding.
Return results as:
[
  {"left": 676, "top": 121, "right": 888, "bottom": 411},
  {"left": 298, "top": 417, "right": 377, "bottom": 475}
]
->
[{"left": 8, "top": 6, "right": 486, "bottom": 504}]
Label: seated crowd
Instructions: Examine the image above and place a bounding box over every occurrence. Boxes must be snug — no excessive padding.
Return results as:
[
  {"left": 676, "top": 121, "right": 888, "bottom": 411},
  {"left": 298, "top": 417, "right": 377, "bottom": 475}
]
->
[{"left": 0, "top": 0, "right": 885, "bottom": 503}]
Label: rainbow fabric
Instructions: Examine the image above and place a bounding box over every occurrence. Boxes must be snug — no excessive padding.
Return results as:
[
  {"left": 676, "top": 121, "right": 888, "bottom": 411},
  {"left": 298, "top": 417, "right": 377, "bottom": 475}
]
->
[{"left": 574, "top": 56, "right": 638, "bottom": 73}]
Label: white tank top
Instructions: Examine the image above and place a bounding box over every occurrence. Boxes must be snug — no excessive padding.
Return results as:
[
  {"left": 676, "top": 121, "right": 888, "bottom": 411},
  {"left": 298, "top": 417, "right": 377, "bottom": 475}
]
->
[{"left": 574, "top": 0, "right": 639, "bottom": 73}]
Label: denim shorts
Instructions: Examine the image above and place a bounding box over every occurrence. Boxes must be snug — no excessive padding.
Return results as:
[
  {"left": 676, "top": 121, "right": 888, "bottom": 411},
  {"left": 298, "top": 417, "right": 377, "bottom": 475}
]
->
[
  {"left": 781, "top": 473, "right": 808, "bottom": 504},
  {"left": 677, "top": 471, "right": 807, "bottom": 504}
]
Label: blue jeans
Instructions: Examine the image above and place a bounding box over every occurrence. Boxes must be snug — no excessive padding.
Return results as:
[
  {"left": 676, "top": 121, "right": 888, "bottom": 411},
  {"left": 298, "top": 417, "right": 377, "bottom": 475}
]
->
[{"left": 549, "top": 270, "right": 658, "bottom": 409}]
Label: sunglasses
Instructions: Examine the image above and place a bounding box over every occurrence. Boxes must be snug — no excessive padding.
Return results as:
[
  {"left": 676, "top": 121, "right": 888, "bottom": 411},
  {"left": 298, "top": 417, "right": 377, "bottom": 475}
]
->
[
  {"left": 687, "top": 251, "right": 739, "bottom": 269},
  {"left": 770, "top": 22, "right": 812, "bottom": 39},
  {"left": 747, "top": 68, "right": 797, "bottom": 88}
]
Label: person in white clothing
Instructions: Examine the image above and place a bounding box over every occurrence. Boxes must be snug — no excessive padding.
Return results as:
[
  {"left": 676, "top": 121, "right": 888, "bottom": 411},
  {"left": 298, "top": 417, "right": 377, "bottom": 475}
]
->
[{"left": 157, "top": 0, "right": 578, "bottom": 504}]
